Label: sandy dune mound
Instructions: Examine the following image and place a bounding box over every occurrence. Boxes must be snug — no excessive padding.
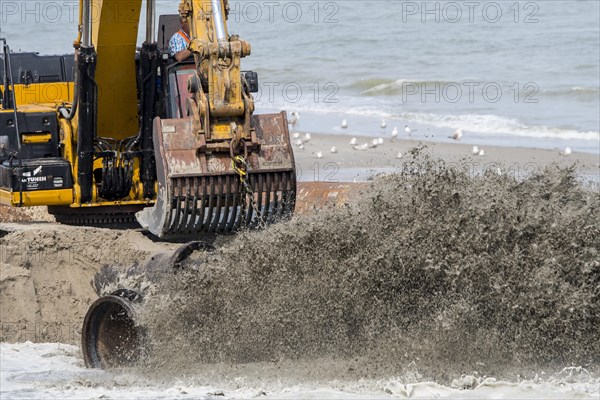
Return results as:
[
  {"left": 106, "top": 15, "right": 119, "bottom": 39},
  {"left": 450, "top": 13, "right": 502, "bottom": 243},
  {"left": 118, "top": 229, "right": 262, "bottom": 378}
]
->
[{"left": 0, "top": 224, "right": 172, "bottom": 344}]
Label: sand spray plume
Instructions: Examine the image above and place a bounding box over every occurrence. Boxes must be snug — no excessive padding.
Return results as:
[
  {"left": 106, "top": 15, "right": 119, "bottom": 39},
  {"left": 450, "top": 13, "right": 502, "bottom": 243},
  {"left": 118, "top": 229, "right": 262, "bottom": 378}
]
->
[{"left": 131, "top": 150, "right": 599, "bottom": 383}]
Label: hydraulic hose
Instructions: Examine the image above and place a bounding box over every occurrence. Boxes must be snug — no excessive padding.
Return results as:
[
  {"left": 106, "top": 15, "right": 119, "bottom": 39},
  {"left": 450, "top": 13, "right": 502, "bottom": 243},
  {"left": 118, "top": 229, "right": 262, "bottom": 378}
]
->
[{"left": 58, "top": 56, "right": 79, "bottom": 121}]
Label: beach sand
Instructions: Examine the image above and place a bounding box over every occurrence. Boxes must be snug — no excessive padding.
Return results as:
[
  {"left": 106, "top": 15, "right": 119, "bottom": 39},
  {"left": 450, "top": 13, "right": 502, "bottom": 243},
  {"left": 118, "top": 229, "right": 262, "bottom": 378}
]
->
[{"left": 290, "top": 132, "right": 600, "bottom": 182}]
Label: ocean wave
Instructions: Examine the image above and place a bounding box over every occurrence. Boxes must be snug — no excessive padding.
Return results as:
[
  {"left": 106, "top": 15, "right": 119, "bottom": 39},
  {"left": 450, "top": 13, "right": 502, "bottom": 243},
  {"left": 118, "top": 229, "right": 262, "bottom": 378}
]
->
[
  {"left": 350, "top": 79, "right": 600, "bottom": 102},
  {"left": 406, "top": 113, "right": 600, "bottom": 141},
  {"left": 351, "top": 79, "right": 473, "bottom": 97},
  {"left": 256, "top": 96, "right": 599, "bottom": 142},
  {"left": 540, "top": 86, "right": 600, "bottom": 101},
  {"left": 263, "top": 97, "right": 599, "bottom": 142}
]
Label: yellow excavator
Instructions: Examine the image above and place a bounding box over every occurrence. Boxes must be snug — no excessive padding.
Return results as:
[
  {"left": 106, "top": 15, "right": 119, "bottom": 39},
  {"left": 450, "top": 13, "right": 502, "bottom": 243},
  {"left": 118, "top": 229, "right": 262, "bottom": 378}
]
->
[
  {"left": 1, "top": 0, "right": 362, "bottom": 369},
  {"left": 0, "top": 0, "right": 296, "bottom": 238}
]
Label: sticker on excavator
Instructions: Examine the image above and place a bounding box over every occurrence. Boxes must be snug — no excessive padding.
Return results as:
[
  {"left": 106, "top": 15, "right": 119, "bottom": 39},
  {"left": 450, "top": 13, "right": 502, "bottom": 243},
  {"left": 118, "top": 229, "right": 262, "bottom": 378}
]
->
[
  {"left": 136, "top": 112, "right": 297, "bottom": 238},
  {"left": 212, "top": 124, "right": 231, "bottom": 139}
]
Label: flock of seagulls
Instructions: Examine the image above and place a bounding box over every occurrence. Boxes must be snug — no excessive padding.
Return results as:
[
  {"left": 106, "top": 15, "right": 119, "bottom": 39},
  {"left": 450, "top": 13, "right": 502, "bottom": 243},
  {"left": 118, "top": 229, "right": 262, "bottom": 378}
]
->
[
  {"left": 290, "top": 115, "right": 574, "bottom": 159},
  {"left": 291, "top": 117, "right": 479, "bottom": 159}
]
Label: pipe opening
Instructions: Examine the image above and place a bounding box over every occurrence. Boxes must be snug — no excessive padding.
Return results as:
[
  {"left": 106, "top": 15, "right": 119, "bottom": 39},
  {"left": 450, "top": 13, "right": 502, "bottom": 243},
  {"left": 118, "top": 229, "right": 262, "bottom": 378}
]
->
[{"left": 82, "top": 294, "right": 144, "bottom": 369}]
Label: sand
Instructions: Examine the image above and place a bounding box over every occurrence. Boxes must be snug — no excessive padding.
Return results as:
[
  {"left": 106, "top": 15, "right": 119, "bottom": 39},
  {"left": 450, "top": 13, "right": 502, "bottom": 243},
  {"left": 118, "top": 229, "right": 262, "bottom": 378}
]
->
[
  {"left": 0, "top": 135, "right": 598, "bottom": 346},
  {"left": 290, "top": 133, "right": 600, "bottom": 182},
  {"left": 0, "top": 224, "right": 176, "bottom": 344}
]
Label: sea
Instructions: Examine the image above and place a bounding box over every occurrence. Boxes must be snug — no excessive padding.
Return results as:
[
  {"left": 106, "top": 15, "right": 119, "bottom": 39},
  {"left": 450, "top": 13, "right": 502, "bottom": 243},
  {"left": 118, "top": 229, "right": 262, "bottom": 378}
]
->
[{"left": 1, "top": 0, "right": 599, "bottom": 154}]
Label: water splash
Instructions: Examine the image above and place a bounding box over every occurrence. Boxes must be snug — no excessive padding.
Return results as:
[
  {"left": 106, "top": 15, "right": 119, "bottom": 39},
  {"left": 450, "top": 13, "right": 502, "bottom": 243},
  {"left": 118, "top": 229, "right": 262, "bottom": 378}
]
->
[{"left": 137, "top": 152, "right": 599, "bottom": 383}]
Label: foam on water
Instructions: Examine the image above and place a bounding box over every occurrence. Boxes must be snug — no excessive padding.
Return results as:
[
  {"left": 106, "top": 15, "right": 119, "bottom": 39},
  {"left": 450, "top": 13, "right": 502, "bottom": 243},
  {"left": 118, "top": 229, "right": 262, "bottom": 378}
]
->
[
  {"left": 2, "top": 342, "right": 599, "bottom": 399},
  {"left": 259, "top": 100, "right": 600, "bottom": 151},
  {"left": 404, "top": 113, "right": 600, "bottom": 141}
]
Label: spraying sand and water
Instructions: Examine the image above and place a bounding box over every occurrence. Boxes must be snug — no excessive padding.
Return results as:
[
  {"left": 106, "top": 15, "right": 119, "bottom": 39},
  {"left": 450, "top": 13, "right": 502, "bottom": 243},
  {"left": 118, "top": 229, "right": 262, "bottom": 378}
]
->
[{"left": 134, "top": 153, "right": 599, "bottom": 379}]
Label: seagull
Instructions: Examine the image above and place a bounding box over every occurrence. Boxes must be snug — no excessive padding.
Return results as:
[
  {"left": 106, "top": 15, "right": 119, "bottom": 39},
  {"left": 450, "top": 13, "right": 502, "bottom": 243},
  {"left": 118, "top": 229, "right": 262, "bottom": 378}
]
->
[
  {"left": 478, "top": 149, "right": 486, "bottom": 156},
  {"left": 304, "top": 133, "right": 312, "bottom": 142},
  {"left": 341, "top": 119, "right": 348, "bottom": 129},
  {"left": 315, "top": 151, "right": 323, "bottom": 159},
  {"left": 330, "top": 146, "right": 338, "bottom": 154},
  {"left": 354, "top": 143, "right": 369, "bottom": 151},
  {"left": 349, "top": 137, "right": 358, "bottom": 146},
  {"left": 391, "top": 127, "right": 399, "bottom": 140},
  {"left": 381, "top": 120, "right": 387, "bottom": 129},
  {"left": 289, "top": 111, "right": 300, "bottom": 126},
  {"left": 450, "top": 129, "right": 463, "bottom": 141},
  {"left": 369, "top": 139, "right": 379, "bottom": 148},
  {"left": 405, "top": 125, "right": 414, "bottom": 136},
  {"left": 294, "top": 138, "right": 304, "bottom": 147},
  {"left": 396, "top": 152, "right": 403, "bottom": 159},
  {"left": 472, "top": 145, "right": 479, "bottom": 155},
  {"left": 292, "top": 132, "right": 301, "bottom": 140},
  {"left": 562, "top": 147, "right": 572, "bottom": 156},
  {"left": 376, "top": 138, "right": 384, "bottom": 145}
]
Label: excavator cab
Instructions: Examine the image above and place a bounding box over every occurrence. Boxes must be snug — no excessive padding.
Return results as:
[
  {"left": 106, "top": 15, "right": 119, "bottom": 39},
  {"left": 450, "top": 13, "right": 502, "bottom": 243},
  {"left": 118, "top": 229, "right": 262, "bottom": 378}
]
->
[{"left": 165, "top": 63, "right": 196, "bottom": 119}]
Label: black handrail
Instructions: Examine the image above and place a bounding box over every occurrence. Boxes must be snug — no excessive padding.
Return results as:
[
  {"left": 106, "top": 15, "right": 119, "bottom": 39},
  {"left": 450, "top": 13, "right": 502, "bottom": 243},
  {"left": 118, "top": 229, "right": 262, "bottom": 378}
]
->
[{"left": 0, "top": 38, "right": 23, "bottom": 206}]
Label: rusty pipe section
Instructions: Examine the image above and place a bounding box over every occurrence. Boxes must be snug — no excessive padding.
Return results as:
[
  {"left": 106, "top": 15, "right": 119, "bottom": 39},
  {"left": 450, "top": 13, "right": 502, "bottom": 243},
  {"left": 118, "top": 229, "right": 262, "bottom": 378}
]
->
[
  {"left": 295, "top": 182, "right": 369, "bottom": 214},
  {"left": 82, "top": 289, "right": 145, "bottom": 368},
  {"left": 81, "top": 242, "right": 216, "bottom": 369},
  {"left": 82, "top": 182, "right": 367, "bottom": 369}
]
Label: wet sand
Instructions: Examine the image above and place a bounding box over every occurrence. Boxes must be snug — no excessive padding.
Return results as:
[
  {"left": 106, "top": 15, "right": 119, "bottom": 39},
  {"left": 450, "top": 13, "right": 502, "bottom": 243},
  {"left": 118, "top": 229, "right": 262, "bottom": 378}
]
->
[{"left": 290, "top": 132, "right": 600, "bottom": 182}]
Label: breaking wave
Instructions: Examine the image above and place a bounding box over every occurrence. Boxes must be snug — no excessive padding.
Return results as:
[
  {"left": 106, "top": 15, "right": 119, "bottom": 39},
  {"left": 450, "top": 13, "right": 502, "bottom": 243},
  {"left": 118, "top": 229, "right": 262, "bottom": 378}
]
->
[
  {"left": 349, "top": 78, "right": 465, "bottom": 96},
  {"left": 350, "top": 78, "right": 600, "bottom": 102},
  {"left": 405, "top": 112, "right": 600, "bottom": 141},
  {"left": 262, "top": 98, "right": 600, "bottom": 142}
]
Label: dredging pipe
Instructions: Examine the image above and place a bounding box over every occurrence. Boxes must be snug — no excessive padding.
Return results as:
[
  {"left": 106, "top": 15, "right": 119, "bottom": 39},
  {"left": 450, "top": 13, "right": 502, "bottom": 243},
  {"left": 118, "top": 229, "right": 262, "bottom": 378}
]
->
[{"left": 81, "top": 181, "right": 367, "bottom": 368}]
